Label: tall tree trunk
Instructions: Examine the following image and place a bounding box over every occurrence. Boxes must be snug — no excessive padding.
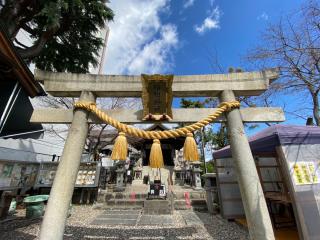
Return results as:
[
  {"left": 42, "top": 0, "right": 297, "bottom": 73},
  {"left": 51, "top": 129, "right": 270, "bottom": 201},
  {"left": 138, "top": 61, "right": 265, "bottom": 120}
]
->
[{"left": 312, "top": 92, "right": 320, "bottom": 126}]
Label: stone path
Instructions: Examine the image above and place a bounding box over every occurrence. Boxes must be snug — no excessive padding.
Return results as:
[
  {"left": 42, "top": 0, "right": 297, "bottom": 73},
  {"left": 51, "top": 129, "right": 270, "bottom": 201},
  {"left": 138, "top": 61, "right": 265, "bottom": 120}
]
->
[
  {"left": 87, "top": 209, "right": 249, "bottom": 239},
  {"left": 0, "top": 206, "right": 249, "bottom": 240},
  {"left": 91, "top": 209, "right": 175, "bottom": 226},
  {"left": 180, "top": 211, "right": 203, "bottom": 226},
  {"left": 92, "top": 210, "right": 141, "bottom": 226},
  {"left": 138, "top": 215, "right": 174, "bottom": 226}
]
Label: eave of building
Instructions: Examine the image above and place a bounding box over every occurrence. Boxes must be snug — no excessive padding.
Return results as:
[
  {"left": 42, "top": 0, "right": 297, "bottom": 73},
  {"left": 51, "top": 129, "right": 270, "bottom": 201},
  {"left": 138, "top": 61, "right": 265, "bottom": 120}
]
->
[{"left": 0, "top": 25, "right": 45, "bottom": 97}]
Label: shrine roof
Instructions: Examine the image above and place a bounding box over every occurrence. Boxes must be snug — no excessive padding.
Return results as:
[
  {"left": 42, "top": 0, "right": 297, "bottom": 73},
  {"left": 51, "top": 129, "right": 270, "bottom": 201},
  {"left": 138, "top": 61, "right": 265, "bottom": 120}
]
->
[{"left": 214, "top": 125, "right": 320, "bottom": 158}]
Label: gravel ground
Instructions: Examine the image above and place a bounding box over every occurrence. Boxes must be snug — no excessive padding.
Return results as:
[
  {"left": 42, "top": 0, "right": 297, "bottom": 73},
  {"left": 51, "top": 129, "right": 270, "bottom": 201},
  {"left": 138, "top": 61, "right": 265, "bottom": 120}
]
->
[
  {"left": 0, "top": 206, "right": 249, "bottom": 240},
  {"left": 194, "top": 212, "right": 249, "bottom": 240}
]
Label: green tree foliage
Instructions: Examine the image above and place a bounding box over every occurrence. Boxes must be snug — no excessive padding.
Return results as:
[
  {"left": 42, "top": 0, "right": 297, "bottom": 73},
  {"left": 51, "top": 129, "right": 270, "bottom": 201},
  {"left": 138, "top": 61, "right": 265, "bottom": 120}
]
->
[
  {"left": 201, "top": 161, "right": 215, "bottom": 173},
  {"left": 203, "top": 125, "right": 228, "bottom": 149},
  {"left": 180, "top": 99, "right": 205, "bottom": 108},
  {"left": 180, "top": 98, "right": 229, "bottom": 151},
  {"left": 0, "top": 0, "right": 114, "bottom": 73},
  {"left": 180, "top": 98, "right": 218, "bottom": 108}
]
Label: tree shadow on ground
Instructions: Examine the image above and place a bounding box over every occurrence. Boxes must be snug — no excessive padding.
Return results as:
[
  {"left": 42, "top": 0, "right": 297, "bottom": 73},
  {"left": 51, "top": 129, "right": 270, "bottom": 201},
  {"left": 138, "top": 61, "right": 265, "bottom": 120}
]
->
[
  {"left": 0, "top": 217, "right": 41, "bottom": 232},
  {"left": 0, "top": 217, "right": 41, "bottom": 240},
  {"left": 0, "top": 231, "right": 36, "bottom": 240}
]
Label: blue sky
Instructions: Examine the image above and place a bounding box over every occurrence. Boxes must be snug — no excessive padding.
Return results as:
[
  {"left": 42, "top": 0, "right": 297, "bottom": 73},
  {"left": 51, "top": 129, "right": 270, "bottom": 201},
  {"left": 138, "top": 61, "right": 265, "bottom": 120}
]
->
[
  {"left": 104, "top": 0, "right": 308, "bottom": 134},
  {"left": 105, "top": 0, "right": 304, "bottom": 75},
  {"left": 165, "top": 0, "right": 303, "bottom": 74}
]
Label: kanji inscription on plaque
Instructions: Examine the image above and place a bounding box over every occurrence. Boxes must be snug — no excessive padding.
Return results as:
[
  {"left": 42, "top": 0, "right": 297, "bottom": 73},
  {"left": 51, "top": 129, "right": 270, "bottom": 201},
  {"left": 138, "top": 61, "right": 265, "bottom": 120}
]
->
[{"left": 141, "top": 74, "right": 173, "bottom": 121}]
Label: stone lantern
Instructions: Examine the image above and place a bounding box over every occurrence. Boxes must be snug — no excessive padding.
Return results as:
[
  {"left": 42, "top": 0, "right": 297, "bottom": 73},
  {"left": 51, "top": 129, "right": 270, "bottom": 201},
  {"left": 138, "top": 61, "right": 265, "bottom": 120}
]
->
[
  {"left": 191, "top": 161, "right": 202, "bottom": 190},
  {"left": 115, "top": 161, "right": 125, "bottom": 192}
]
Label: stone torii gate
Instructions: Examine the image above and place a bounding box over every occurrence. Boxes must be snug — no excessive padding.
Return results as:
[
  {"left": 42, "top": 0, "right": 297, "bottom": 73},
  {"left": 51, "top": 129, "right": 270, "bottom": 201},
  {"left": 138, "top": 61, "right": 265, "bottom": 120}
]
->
[{"left": 32, "top": 69, "right": 284, "bottom": 240}]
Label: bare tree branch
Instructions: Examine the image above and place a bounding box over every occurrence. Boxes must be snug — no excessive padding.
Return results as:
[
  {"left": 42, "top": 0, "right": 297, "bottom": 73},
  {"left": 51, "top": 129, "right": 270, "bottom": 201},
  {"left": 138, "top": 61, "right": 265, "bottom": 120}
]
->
[
  {"left": 39, "top": 96, "right": 140, "bottom": 160},
  {"left": 246, "top": 0, "right": 320, "bottom": 125}
]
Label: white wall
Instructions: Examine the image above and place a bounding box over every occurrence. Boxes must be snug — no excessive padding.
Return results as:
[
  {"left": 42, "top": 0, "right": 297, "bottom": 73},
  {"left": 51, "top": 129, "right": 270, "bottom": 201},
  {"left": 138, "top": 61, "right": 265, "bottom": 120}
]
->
[
  {"left": 0, "top": 138, "right": 64, "bottom": 162},
  {"left": 280, "top": 144, "right": 320, "bottom": 240}
]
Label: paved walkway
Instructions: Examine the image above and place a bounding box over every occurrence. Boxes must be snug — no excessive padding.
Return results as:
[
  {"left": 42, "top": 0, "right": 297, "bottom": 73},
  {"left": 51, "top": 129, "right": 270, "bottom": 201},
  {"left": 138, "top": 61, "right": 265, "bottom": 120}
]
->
[
  {"left": 0, "top": 206, "right": 249, "bottom": 240},
  {"left": 86, "top": 209, "right": 248, "bottom": 240},
  {"left": 180, "top": 211, "right": 203, "bottom": 226},
  {"left": 91, "top": 209, "right": 198, "bottom": 227}
]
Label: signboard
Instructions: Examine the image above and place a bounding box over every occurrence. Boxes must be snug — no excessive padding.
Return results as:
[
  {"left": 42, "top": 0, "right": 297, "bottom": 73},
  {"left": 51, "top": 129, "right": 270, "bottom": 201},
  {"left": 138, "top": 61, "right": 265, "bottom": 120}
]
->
[
  {"left": 36, "top": 163, "right": 57, "bottom": 186},
  {"left": 291, "top": 161, "right": 320, "bottom": 185},
  {"left": 148, "top": 183, "right": 166, "bottom": 198},
  {"left": 35, "top": 162, "right": 100, "bottom": 188},
  {"left": 0, "top": 160, "right": 39, "bottom": 190},
  {"left": 0, "top": 160, "right": 101, "bottom": 190}
]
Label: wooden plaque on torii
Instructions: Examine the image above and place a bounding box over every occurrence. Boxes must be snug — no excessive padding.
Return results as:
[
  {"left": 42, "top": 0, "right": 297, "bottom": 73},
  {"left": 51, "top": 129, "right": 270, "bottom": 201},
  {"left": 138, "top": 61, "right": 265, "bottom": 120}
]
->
[{"left": 141, "top": 74, "right": 173, "bottom": 121}]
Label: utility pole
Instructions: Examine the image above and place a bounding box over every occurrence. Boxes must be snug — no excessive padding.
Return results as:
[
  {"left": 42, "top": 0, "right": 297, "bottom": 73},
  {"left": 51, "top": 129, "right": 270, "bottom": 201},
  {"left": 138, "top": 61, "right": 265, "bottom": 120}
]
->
[
  {"left": 98, "top": 24, "right": 110, "bottom": 74},
  {"left": 90, "top": 23, "right": 110, "bottom": 74}
]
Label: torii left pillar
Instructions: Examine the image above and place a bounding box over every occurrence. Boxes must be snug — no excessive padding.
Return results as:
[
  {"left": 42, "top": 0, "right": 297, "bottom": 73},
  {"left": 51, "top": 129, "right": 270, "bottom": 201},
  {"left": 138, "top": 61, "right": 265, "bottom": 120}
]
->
[{"left": 40, "top": 91, "right": 95, "bottom": 240}]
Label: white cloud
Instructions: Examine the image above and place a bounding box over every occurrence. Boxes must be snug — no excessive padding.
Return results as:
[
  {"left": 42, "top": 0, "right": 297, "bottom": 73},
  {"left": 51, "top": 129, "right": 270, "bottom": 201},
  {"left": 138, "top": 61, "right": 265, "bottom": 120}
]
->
[
  {"left": 103, "top": 0, "right": 178, "bottom": 74},
  {"left": 128, "top": 25, "right": 178, "bottom": 74},
  {"left": 183, "top": 0, "right": 196, "bottom": 9},
  {"left": 257, "top": 12, "right": 269, "bottom": 21},
  {"left": 195, "top": 17, "right": 219, "bottom": 34},
  {"left": 194, "top": 6, "right": 220, "bottom": 35}
]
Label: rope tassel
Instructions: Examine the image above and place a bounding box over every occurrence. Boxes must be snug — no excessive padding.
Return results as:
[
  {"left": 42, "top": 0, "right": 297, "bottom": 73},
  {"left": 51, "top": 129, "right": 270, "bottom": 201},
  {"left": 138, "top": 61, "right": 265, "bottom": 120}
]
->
[
  {"left": 183, "top": 132, "right": 199, "bottom": 162},
  {"left": 149, "top": 139, "right": 164, "bottom": 168},
  {"left": 111, "top": 132, "right": 128, "bottom": 161}
]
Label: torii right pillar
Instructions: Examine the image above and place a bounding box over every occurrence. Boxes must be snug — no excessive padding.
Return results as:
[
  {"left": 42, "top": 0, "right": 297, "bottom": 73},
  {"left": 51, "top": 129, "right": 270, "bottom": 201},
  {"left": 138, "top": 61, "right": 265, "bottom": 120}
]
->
[{"left": 220, "top": 90, "right": 275, "bottom": 240}]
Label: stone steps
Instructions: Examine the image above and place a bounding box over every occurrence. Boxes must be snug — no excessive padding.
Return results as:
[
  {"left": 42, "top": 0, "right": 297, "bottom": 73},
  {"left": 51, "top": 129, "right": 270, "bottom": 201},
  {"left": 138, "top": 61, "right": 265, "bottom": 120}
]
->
[
  {"left": 173, "top": 199, "right": 208, "bottom": 211},
  {"left": 174, "top": 200, "right": 191, "bottom": 210},
  {"left": 97, "top": 183, "right": 208, "bottom": 212},
  {"left": 91, "top": 209, "right": 141, "bottom": 225},
  {"left": 95, "top": 199, "right": 207, "bottom": 212},
  {"left": 93, "top": 203, "right": 143, "bottom": 210},
  {"left": 143, "top": 199, "right": 172, "bottom": 215},
  {"left": 172, "top": 191, "right": 206, "bottom": 200},
  {"left": 96, "top": 197, "right": 207, "bottom": 211},
  {"left": 191, "top": 199, "right": 208, "bottom": 211},
  {"left": 99, "top": 191, "right": 147, "bottom": 200},
  {"left": 98, "top": 191, "right": 206, "bottom": 202},
  {"left": 104, "top": 199, "right": 144, "bottom": 207}
]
